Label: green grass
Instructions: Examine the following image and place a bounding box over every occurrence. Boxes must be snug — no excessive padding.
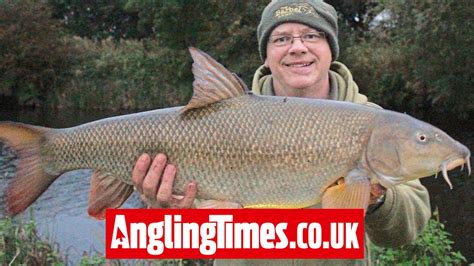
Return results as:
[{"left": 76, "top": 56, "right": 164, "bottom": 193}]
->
[{"left": 0, "top": 217, "right": 63, "bottom": 265}]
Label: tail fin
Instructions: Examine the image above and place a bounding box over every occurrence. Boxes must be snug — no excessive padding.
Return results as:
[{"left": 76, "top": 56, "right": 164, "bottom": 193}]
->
[{"left": 0, "top": 122, "right": 59, "bottom": 216}]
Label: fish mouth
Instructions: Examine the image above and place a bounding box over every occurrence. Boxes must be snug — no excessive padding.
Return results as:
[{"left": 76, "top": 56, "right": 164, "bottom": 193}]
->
[{"left": 437, "top": 154, "right": 471, "bottom": 189}]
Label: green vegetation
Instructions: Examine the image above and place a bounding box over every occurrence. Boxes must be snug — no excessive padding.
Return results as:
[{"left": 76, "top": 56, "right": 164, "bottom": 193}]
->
[
  {"left": 370, "top": 217, "right": 467, "bottom": 265},
  {"left": 1, "top": 0, "right": 472, "bottom": 118},
  {"left": 344, "top": 0, "right": 474, "bottom": 118},
  {"left": 0, "top": 216, "right": 209, "bottom": 265},
  {"left": 0, "top": 0, "right": 72, "bottom": 107},
  {"left": 0, "top": 218, "right": 63, "bottom": 265},
  {"left": 79, "top": 254, "right": 107, "bottom": 265},
  {"left": 59, "top": 37, "right": 192, "bottom": 110}
]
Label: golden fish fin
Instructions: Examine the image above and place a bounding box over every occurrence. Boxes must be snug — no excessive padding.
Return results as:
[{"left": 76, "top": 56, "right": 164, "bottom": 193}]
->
[
  {"left": 88, "top": 170, "right": 134, "bottom": 220},
  {"left": 182, "top": 47, "right": 248, "bottom": 112},
  {"left": 196, "top": 200, "right": 242, "bottom": 209},
  {"left": 0, "top": 122, "right": 59, "bottom": 217},
  {"left": 232, "top": 73, "right": 250, "bottom": 92},
  {"left": 321, "top": 178, "right": 371, "bottom": 215}
]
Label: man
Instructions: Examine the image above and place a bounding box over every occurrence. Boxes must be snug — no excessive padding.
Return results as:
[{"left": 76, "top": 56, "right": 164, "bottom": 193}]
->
[{"left": 131, "top": 0, "right": 431, "bottom": 264}]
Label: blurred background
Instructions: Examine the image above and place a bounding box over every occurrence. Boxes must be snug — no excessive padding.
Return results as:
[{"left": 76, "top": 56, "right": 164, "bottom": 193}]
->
[{"left": 0, "top": 0, "right": 472, "bottom": 264}]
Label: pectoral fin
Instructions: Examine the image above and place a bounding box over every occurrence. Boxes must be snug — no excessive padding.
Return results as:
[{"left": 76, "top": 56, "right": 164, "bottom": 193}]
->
[
  {"left": 88, "top": 170, "right": 134, "bottom": 220},
  {"left": 322, "top": 178, "right": 371, "bottom": 215}
]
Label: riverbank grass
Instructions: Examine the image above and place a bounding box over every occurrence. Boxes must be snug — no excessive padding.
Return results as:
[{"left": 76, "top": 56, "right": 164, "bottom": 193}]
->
[{"left": 0, "top": 217, "right": 63, "bottom": 265}]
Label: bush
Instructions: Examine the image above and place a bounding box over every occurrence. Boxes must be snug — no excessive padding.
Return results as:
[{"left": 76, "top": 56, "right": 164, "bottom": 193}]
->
[
  {"left": 370, "top": 217, "right": 467, "bottom": 265},
  {"left": 58, "top": 37, "right": 193, "bottom": 110},
  {"left": 343, "top": 0, "right": 474, "bottom": 118},
  {"left": 0, "top": 218, "right": 63, "bottom": 265},
  {"left": 0, "top": 0, "right": 72, "bottom": 107},
  {"left": 124, "top": 0, "right": 266, "bottom": 86}
]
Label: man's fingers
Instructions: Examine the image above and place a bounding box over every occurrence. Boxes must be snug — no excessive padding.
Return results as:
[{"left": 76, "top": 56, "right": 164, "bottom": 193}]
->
[
  {"left": 370, "top": 184, "right": 386, "bottom": 197},
  {"left": 369, "top": 184, "right": 387, "bottom": 205},
  {"left": 131, "top": 153, "right": 151, "bottom": 194},
  {"left": 176, "top": 182, "right": 197, "bottom": 208},
  {"left": 132, "top": 153, "right": 197, "bottom": 209},
  {"left": 156, "top": 164, "right": 177, "bottom": 206},
  {"left": 142, "top": 154, "right": 167, "bottom": 199}
]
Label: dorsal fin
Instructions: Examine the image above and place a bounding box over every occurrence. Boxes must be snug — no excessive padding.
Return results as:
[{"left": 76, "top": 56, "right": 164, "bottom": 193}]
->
[{"left": 182, "top": 47, "right": 248, "bottom": 112}]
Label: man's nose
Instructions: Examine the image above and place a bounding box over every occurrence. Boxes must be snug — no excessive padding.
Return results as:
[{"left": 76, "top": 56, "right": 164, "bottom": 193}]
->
[{"left": 288, "top": 38, "right": 308, "bottom": 55}]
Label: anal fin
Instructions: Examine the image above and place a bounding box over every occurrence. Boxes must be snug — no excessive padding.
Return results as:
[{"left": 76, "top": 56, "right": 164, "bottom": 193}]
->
[
  {"left": 88, "top": 170, "right": 133, "bottom": 220},
  {"left": 322, "top": 178, "right": 371, "bottom": 215}
]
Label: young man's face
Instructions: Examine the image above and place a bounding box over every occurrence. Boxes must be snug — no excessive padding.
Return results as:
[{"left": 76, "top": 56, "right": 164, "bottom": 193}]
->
[{"left": 265, "top": 23, "right": 332, "bottom": 95}]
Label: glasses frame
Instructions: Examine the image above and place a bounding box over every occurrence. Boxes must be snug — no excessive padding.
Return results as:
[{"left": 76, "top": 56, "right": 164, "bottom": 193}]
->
[{"left": 269, "top": 32, "right": 326, "bottom": 47}]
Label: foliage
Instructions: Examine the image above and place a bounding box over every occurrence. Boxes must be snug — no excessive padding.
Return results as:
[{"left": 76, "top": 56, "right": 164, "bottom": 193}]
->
[
  {"left": 49, "top": 0, "right": 144, "bottom": 41},
  {"left": 79, "top": 253, "right": 107, "bottom": 265},
  {"left": 0, "top": 217, "right": 63, "bottom": 265},
  {"left": 327, "top": 0, "right": 378, "bottom": 33},
  {"left": 0, "top": 0, "right": 472, "bottom": 117},
  {"left": 370, "top": 217, "right": 467, "bottom": 265},
  {"left": 55, "top": 1, "right": 270, "bottom": 110},
  {"left": 124, "top": 0, "right": 267, "bottom": 85},
  {"left": 0, "top": 0, "right": 73, "bottom": 107},
  {"left": 343, "top": 0, "right": 474, "bottom": 118},
  {"left": 58, "top": 37, "right": 193, "bottom": 110}
]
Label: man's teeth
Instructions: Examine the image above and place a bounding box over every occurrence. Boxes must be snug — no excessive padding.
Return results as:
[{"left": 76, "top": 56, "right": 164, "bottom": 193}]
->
[{"left": 286, "top": 62, "right": 312, "bottom": 67}]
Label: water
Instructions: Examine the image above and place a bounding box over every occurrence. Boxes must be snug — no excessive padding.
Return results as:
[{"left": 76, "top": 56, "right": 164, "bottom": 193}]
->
[
  {"left": 0, "top": 107, "right": 473, "bottom": 263},
  {"left": 0, "top": 107, "right": 145, "bottom": 264}
]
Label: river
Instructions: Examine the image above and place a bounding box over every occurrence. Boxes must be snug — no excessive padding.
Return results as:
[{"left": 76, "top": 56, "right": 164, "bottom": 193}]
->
[{"left": 0, "top": 107, "right": 472, "bottom": 263}]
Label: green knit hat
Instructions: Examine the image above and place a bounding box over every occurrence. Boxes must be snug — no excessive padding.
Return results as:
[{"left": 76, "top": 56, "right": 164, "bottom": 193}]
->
[{"left": 257, "top": 0, "right": 339, "bottom": 62}]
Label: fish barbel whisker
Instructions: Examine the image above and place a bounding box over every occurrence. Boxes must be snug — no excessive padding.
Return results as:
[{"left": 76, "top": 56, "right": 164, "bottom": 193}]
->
[
  {"left": 466, "top": 155, "right": 471, "bottom": 176},
  {"left": 440, "top": 163, "right": 453, "bottom": 190}
]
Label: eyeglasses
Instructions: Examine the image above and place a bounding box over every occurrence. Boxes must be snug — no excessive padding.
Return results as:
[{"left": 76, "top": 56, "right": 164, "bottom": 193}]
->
[{"left": 269, "top": 32, "right": 326, "bottom": 47}]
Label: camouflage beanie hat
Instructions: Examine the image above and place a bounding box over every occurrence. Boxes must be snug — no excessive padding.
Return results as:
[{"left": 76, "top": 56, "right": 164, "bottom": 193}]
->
[{"left": 257, "top": 0, "right": 339, "bottom": 62}]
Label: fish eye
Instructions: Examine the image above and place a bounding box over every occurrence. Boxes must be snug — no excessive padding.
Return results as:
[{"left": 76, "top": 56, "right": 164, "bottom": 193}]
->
[{"left": 416, "top": 132, "right": 428, "bottom": 143}]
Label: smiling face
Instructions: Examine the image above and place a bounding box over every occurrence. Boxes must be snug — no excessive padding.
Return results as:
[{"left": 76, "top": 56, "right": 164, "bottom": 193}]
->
[{"left": 265, "top": 23, "right": 332, "bottom": 99}]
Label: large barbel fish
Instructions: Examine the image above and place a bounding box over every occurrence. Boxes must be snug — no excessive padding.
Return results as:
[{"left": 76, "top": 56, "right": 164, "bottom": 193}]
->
[{"left": 0, "top": 48, "right": 471, "bottom": 219}]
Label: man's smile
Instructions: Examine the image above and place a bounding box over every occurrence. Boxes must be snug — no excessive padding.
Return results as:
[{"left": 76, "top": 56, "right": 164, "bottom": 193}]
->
[{"left": 283, "top": 60, "right": 315, "bottom": 67}]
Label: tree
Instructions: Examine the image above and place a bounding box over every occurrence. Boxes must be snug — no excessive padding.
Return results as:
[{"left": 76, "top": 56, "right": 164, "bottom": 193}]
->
[
  {"left": 343, "top": 0, "right": 474, "bottom": 118},
  {"left": 49, "top": 0, "right": 143, "bottom": 40},
  {"left": 0, "top": 0, "right": 72, "bottom": 106}
]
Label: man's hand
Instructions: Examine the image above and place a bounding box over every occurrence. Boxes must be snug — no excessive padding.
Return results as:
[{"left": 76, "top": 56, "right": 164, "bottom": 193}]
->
[
  {"left": 369, "top": 183, "right": 386, "bottom": 205},
  {"left": 131, "top": 153, "right": 197, "bottom": 208},
  {"left": 366, "top": 183, "right": 387, "bottom": 215}
]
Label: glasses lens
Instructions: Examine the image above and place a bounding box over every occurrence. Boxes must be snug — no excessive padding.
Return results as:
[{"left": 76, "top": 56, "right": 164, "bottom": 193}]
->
[
  {"left": 302, "top": 32, "right": 325, "bottom": 42},
  {"left": 270, "top": 35, "right": 291, "bottom": 46}
]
